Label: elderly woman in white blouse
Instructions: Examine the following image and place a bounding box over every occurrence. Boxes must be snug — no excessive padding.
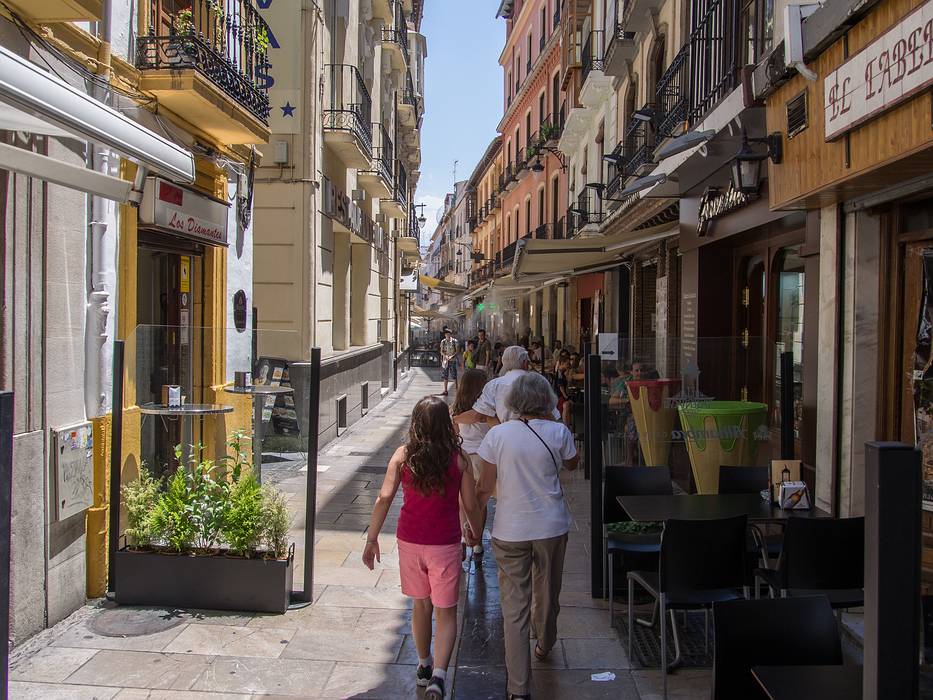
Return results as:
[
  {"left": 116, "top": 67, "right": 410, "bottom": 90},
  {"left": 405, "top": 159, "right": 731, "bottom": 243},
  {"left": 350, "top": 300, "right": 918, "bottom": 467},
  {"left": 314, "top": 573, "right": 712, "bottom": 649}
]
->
[{"left": 476, "top": 372, "right": 579, "bottom": 700}]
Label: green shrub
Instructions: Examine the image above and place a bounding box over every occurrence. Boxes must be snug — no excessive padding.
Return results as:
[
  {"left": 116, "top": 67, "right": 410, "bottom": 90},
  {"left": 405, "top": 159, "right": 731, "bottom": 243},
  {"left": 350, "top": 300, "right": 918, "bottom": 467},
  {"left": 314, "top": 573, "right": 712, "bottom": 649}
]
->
[
  {"left": 261, "top": 486, "right": 291, "bottom": 559},
  {"left": 223, "top": 472, "right": 263, "bottom": 557},
  {"left": 149, "top": 467, "right": 196, "bottom": 552},
  {"left": 123, "top": 466, "right": 160, "bottom": 548}
]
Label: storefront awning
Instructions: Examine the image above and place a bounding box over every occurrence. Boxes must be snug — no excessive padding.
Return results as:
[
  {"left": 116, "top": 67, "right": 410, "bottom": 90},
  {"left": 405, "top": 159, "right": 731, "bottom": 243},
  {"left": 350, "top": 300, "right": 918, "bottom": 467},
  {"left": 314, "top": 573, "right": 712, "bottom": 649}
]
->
[
  {"left": 0, "top": 44, "right": 195, "bottom": 198},
  {"left": 411, "top": 306, "right": 461, "bottom": 320},
  {"left": 511, "top": 223, "right": 678, "bottom": 280},
  {"left": 419, "top": 274, "right": 468, "bottom": 294}
]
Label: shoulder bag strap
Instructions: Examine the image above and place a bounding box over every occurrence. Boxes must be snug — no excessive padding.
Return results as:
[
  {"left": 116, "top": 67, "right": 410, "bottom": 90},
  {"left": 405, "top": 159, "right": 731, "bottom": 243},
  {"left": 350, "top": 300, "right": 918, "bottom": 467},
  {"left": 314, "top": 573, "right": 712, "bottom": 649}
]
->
[{"left": 520, "top": 419, "right": 564, "bottom": 496}]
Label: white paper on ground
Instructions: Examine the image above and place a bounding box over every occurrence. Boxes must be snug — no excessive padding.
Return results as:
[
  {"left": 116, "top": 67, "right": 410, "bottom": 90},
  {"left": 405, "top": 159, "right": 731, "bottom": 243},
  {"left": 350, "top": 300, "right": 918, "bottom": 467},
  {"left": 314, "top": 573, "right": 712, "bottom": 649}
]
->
[{"left": 591, "top": 672, "right": 616, "bottom": 682}]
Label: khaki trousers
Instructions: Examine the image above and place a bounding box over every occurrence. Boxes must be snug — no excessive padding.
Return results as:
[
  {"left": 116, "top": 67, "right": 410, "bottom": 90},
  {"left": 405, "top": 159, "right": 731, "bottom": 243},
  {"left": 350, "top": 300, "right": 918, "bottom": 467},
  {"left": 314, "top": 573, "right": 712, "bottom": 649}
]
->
[{"left": 492, "top": 532, "right": 568, "bottom": 696}]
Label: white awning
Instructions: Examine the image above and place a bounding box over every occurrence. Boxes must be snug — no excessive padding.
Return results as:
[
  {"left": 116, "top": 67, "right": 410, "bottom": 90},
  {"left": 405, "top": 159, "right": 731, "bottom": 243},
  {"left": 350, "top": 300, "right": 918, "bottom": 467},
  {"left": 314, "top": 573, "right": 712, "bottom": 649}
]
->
[
  {"left": 511, "top": 223, "right": 678, "bottom": 280},
  {"left": 0, "top": 44, "right": 195, "bottom": 196}
]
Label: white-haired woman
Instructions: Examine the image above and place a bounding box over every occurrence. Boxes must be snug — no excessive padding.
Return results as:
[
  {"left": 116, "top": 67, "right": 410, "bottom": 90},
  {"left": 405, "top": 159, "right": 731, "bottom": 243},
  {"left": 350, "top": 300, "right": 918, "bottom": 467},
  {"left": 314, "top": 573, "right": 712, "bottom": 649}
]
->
[{"left": 476, "top": 372, "right": 579, "bottom": 700}]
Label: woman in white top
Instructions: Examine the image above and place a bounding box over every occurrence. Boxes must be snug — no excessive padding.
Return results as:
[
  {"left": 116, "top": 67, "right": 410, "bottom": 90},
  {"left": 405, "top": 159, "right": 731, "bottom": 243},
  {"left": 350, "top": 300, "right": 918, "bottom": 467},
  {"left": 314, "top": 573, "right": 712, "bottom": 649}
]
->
[
  {"left": 476, "top": 372, "right": 579, "bottom": 700},
  {"left": 451, "top": 368, "right": 491, "bottom": 557}
]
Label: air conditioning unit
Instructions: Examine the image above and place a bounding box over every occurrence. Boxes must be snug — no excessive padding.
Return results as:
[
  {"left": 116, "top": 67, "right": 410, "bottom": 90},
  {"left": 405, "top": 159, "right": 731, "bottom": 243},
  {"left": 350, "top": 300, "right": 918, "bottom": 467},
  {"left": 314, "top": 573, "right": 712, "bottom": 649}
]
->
[{"left": 351, "top": 189, "right": 366, "bottom": 202}]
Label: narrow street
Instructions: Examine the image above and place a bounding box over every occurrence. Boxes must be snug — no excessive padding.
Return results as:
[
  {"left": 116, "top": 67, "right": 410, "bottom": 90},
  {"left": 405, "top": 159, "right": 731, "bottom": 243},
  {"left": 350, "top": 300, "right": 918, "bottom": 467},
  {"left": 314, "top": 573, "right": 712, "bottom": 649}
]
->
[{"left": 8, "top": 368, "right": 709, "bottom": 699}]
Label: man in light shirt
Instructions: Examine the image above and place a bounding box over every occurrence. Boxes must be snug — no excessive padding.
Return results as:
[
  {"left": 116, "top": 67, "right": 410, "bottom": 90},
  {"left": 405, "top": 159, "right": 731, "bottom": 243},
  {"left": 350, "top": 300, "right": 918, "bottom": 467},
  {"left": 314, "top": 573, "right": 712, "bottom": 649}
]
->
[
  {"left": 454, "top": 346, "right": 560, "bottom": 426},
  {"left": 439, "top": 327, "right": 459, "bottom": 396}
]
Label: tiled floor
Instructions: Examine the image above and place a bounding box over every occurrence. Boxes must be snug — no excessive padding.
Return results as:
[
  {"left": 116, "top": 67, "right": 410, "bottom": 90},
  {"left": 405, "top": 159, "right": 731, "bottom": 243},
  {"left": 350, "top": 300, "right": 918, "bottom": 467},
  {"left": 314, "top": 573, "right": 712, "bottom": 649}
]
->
[{"left": 8, "top": 367, "right": 713, "bottom": 699}]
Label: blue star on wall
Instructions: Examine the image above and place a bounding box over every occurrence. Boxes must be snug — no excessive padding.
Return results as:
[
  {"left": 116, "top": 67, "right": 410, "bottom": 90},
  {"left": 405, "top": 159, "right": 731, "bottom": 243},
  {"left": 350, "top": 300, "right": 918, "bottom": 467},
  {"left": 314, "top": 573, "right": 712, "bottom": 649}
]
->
[{"left": 281, "top": 102, "right": 296, "bottom": 117}]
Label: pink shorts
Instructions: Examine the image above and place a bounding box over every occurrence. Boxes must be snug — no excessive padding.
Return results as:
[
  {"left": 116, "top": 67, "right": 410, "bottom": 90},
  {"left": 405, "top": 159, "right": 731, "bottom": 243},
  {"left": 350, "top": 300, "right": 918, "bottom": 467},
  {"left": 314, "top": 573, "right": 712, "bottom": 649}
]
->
[{"left": 397, "top": 539, "right": 462, "bottom": 608}]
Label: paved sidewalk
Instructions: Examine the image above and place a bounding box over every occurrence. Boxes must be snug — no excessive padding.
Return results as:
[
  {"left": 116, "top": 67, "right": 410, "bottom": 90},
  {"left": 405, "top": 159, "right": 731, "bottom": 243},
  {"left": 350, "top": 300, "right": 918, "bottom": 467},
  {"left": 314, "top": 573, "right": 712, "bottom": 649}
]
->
[{"left": 8, "top": 367, "right": 711, "bottom": 699}]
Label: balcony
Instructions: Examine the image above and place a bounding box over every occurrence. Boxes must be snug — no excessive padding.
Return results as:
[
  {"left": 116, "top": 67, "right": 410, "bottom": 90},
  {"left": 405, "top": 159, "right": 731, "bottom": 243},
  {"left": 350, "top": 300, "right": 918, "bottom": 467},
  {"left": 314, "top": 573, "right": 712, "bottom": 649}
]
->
[
  {"left": 688, "top": 0, "right": 739, "bottom": 125},
  {"left": 655, "top": 44, "right": 689, "bottom": 139},
  {"left": 358, "top": 123, "right": 394, "bottom": 198},
  {"left": 620, "top": 112, "right": 654, "bottom": 177},
  {"left": 572, "top": 188, "right": 603, "bottom": 231},
  {"left": 503, "top": 163, "right": 518, "bottom": 192},
  {"left": 622, "top": 0, "right": 665, "bottom": 34},
  {"left": 5, "top": 0, "right": 101, "bottom": 21},
  {"left": 580, "top": 30, "right": 613, "bottom": 107},
  {"left": 398, "top": 72, "right": 421, "bottom": 128},
  {"left": 501, "top": 241, "right": 518, "bottom": 269},
  {"left": 381, "top": 1, "right": 410, "bottom": 72},
  {"left": 381, "top": 160, "right": 408, "bottom": 219},
  {"left": 136, "top": 0, "right": 271, "bottom": 145},
  {"left": 604, "top": 22, "right": 637, "bottom": 78},
  {"left": 371, "top": 0, "right": 393, "bottom": 22},
  {"left": 323, "top": 64, "right": 373, "bottom": 169}
]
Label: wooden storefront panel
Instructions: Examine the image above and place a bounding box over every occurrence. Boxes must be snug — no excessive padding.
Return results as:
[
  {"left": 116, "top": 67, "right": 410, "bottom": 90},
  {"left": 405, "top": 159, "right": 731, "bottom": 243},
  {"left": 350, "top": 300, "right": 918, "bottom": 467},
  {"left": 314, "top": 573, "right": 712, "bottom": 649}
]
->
[{"left": 766, "top": 0, "right": 933, "bottom": 210}]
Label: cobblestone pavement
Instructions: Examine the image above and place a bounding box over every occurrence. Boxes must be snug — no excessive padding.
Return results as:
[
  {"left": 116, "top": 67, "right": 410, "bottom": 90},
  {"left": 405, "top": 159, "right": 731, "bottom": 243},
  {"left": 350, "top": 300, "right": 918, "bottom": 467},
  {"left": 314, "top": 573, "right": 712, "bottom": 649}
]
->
[{"left": 8, "top": 367, "right": 711, "bottom": 699}]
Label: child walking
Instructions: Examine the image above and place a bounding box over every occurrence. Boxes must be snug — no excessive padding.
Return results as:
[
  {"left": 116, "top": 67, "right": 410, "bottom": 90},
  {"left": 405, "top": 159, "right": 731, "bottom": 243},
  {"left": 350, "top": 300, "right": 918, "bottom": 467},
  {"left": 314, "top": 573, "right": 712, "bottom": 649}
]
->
[
  {"left": 365, "top": 396, "right": 482, "bottom": 700},
  {"left": 451, "top": 368, "right": 490, "bottom": 558}
]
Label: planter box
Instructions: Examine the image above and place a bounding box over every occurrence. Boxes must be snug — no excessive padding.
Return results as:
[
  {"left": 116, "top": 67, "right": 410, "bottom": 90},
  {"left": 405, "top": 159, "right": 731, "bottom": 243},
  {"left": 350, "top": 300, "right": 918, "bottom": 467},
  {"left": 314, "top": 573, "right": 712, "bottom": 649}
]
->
[{"left": 114, "top": 547, "right": 293, "bottom": 613}]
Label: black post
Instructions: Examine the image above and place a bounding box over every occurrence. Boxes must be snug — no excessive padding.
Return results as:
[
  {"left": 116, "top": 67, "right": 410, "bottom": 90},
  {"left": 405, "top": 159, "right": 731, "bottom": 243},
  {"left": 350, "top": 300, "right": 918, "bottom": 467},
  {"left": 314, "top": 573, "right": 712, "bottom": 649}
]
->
[
  {"left": 585, "top": 353, "right": 604, "bottom": 598},
  {"left": 299, "top": 347, "right": 322, "bottom": 604},
  {"left": 107, "top": 340, "right": 125, "bottom": 594},
  {"left": 864, "top": 442, "right": 921, "bottom": 700},
  {"left": 0, "top": 392, "right": 14, "bottom": 700},
  {"left": 780, "top": 351, "right": 794, "bottom": 459}
]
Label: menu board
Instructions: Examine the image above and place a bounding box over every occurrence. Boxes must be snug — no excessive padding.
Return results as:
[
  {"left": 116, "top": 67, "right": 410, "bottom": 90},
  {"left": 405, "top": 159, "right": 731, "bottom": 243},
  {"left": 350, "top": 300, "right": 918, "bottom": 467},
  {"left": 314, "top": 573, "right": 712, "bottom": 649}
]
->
[{"left": 254, "top": 357, "right": 300, "bottom": 436}]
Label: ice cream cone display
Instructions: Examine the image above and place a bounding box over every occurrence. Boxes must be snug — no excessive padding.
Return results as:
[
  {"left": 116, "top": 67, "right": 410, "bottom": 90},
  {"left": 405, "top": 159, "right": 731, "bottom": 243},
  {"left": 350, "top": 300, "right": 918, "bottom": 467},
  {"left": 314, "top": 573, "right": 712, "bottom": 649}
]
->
[
  {"left": 677, "top": 401, "right": 769, "bottom": 494},
  {"left": 626, "top": 379, "right": 681, "bottom": 467}
]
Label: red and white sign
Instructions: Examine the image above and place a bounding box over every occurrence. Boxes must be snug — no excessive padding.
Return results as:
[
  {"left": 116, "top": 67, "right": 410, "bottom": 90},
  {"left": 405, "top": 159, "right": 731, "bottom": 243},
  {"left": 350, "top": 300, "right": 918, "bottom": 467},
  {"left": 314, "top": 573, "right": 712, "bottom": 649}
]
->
[
  {"left": 824, "top": 0, "right": 933, "bottom": 140},
  {"left": 139, "top": 177, "right": 229, "bottom": 246}
]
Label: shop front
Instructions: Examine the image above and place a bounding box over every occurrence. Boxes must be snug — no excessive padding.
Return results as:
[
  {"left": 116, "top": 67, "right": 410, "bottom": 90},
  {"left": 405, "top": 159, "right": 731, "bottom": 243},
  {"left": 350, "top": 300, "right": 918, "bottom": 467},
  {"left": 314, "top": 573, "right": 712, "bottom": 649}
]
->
[{"left": 760, "top": 0, "right": 933, "bottom": 588}]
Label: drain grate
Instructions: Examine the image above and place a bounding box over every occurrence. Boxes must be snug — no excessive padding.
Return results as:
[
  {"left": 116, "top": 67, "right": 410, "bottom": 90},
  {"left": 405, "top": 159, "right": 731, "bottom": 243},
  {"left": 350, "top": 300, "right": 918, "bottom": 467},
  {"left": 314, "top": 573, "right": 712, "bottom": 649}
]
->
[
  {"left": 615, "top": 609, "right": 714, "bottom": 669},
  {"left": 88, "top": 605, "right": 186, "bottom": 638}
]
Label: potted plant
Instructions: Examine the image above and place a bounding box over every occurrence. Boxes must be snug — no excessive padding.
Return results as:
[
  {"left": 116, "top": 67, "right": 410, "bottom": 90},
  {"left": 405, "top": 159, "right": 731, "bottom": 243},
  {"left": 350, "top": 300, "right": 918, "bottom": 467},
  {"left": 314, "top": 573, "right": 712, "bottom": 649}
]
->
[
  {"left": 541, "top": 121, "right": 559, "bottom": 144},
  {"left": 114, "top": 432, "right": 294, "bottom": 613}
]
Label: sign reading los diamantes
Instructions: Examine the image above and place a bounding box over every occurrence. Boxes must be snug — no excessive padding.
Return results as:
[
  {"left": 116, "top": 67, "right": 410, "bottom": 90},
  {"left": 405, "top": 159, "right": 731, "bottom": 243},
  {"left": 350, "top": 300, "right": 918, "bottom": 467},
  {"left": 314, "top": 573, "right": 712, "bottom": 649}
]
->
[
  {"left": 138, "top": 177, "right": 229, "bottom": 246},
  {"left": 824, "top": 0, "right": 933, "bottom": 140}
]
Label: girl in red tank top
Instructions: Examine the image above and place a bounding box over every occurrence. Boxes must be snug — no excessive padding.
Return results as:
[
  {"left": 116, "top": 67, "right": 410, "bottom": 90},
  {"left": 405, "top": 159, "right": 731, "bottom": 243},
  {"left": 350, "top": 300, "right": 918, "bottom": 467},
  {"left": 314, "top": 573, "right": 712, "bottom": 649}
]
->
[{"left": 364, "top": 396, "right": 482, "bottom": 700}]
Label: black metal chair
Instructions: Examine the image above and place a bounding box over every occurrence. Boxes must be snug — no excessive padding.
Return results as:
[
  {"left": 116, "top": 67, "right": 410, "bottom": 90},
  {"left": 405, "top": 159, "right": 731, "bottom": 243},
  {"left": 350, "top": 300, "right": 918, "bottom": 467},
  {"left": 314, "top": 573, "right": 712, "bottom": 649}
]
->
[
  {"left": 712, "top": 596, "right": 843, "bottom": 700},
  {"left": 604, "top": 466, "right": 672, "bottom": 622},
  {"left": 718, "top": 465, "right": 769, "bottom": 495},
  {"left": 628, "top": 515, "right": 749, "bottom": 699},
  {"left": 755, "top": 517, "right": 864, "bottom": 609}
]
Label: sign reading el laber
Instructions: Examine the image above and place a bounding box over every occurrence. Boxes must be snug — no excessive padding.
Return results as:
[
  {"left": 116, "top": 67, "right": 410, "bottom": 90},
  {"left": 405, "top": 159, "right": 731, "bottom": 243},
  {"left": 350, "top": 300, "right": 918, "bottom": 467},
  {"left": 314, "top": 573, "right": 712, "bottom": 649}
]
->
[
  {"left": 825, "top": 0, "right": 933, "bottom": 140},
  {"left": 139, "top": 178, "right": 229, "bottom": 246},
  {"left": 255, "top": 0, "right": 301, "bottom": 134}
]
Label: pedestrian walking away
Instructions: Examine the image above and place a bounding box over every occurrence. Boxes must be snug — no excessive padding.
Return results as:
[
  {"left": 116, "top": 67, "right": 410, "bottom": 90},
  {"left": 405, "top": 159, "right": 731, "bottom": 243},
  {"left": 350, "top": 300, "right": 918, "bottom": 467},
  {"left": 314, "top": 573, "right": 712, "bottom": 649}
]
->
[
  {"left": 451, "top": 368, "right": 492, "bottom": 559},
  {"left": 364, "top": 396, "right": 483, "bottom": 700},
  {"left": 476, "top": 372, "right": 580, "bottom": 699}
]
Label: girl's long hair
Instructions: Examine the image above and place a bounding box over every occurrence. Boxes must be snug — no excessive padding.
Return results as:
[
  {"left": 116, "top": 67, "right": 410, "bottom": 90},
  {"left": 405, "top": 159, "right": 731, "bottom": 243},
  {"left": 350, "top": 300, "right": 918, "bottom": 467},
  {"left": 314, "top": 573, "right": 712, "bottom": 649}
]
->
[
  {"left": 405, "top": 396, "right": 461, "bottom": 496},
  {"left": 451, "top": 368, "right": 488, "bottom": 416}
]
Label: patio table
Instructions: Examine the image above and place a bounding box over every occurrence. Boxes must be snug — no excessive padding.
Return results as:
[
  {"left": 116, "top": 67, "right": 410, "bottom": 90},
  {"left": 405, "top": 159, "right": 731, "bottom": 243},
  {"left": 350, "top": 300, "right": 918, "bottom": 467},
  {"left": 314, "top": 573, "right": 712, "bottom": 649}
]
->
[
  {"left": 616, "top": 493, "right": 832, "bottom": 523},
  {"left": 752, "top": 664, "right": 862, "bottom": 700},
  {"left": 139, "top": 403, "right": 234, "bottom": 466},
  {"left": 223, "top": 385, "right": 294, "bottom": 481}
]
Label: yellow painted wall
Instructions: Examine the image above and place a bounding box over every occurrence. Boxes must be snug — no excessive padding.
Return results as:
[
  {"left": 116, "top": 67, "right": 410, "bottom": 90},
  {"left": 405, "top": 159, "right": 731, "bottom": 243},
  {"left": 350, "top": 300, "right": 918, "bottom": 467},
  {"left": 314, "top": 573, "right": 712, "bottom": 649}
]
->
[{"left": 86, "top": 158, "right": 253, "bottom": 593}]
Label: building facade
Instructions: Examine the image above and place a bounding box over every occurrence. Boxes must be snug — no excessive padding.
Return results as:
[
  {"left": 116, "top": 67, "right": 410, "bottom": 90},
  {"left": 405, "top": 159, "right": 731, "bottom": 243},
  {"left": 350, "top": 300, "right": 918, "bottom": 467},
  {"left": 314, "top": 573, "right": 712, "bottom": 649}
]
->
[
  {"left": 252, "top": 0, "right": 425, "bottom": 446},
  {"left": 1, "top": 0, "right": 266, "bottom": 642}
]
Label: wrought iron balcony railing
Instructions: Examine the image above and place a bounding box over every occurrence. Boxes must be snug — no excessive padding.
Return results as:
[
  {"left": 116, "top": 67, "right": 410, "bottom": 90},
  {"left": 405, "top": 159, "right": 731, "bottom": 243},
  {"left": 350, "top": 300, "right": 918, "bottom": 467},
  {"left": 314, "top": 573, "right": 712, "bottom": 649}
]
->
[
  {"left": 553, "top": 3, "right": 561, "bottom": 31},
  {"left": 688, "top": 0, "right": 738, "bottom": 124},
  {"left": 324, "top": 64, "right": 373, "bottom": 154},
  {"left": 605, "top": 141, "right": 624, "bottom": 199},
  {"left": 363, "top": 122, "right": 394, "bottom": 185},
  {"left": 381, "top": 0, "right": 409, "bottom": 56},
  {"left": 393, "top": 160, "right": 409, "bottom": 204},
  {"left": 581, "top": 30, "right": 605, "bottom": 85},
  {"left": 621, "top": 112, "right": 652, "bottom": 176},
  {"left": 501, "top": 241, "right": 518, "bottom": 267},
  {"left": 574, "top": 188, "right": 603, "bottom": 227},
  {"left": 553, "top": 217, "right": 566, "bottom": 240},
  {"left": 400, "top": 71, "right": 420, "bottom": 123},
  {"left": 655, "top": 43, "right": 689, "bottom": 138},
  {"left": 136, "top": 0, "right": 272, "bottom": 123}
]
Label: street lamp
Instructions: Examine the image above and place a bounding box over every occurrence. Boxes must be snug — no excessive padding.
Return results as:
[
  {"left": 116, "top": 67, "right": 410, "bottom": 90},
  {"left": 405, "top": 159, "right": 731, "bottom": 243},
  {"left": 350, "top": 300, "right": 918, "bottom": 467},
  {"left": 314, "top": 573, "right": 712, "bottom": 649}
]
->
[
  {"left": 730, "top": 131, "right": 783, "bottom": 195},
  {"left": 414, "top": 203, "right": 427, "bottom": 227}
]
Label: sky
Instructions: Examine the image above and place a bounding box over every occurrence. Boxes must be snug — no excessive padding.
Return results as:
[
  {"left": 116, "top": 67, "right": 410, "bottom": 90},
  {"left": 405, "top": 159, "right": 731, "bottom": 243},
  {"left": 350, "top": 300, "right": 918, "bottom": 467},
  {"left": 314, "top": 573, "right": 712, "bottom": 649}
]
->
[{"left": 416, "top": 1, "right": 504, "bottom": 246}]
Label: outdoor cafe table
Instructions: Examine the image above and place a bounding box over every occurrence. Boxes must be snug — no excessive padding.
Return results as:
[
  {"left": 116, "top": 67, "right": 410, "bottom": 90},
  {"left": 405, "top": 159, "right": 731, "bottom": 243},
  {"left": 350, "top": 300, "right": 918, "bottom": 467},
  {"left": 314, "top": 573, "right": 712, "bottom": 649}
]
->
[
  {"left": 616, "top": 493, "right": 832, "bottom": 523},
  {"left": 752, "top": 665, "right": 862, "bottom": 700},
  {"left": 139, "top": 403, "right": 234, "bottom": 465}
]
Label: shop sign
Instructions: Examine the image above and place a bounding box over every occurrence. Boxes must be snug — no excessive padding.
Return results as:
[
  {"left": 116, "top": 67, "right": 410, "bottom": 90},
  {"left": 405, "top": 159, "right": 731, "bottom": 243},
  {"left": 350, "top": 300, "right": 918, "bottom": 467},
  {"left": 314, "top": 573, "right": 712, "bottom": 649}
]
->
[
  {"left": 697, "top": 185, "right": 754, "bottom": 237},
  {"left": 321, "top": 176, "right": 381, "bottom": 246},
  {"left": 139, "top": 177, "right": 229, "bottom": 246},
  {"left": 825, "top": 0, "right": 933, "bottom": 140}
]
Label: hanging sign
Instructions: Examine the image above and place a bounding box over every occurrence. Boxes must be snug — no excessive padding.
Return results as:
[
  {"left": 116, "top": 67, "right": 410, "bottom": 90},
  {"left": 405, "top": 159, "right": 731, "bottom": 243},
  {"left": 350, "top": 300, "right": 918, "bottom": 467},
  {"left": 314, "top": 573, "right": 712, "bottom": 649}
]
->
[
  {"left": 256, "top": 0, "right": 301, "bottom": 134},
  {"left": 824, "top": 0, "right": 933, "bottom": 140},
  {"left": 139, "top": 178, "right": 229, "bottom": 246}
]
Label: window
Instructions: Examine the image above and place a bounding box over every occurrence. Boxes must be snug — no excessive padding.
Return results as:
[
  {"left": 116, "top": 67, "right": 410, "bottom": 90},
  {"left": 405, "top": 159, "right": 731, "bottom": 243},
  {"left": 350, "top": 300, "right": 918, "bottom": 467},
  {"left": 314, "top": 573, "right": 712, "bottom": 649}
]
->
[
  {"left": 552, "top": 72, "right": 560, "bottom": 123},
  {"left": 539, "top": 91, "right": 547, "bottom": 126},
  {"left": 741, "top": 0, "right": 775, "bottom": 64},
  {"left": 537, "top": 188, "right": 545, "bottom": 229},
  {"left": 525, "top": 199, "right": 532, "bottom": 235},
  {"left": 540, "top": 6, "right": 546, "bottom": 48},
  {"left": 506, "top": 213, "right": 511, "bottom": 241},
  {"left": 551, "top": 176, "right": 560, "bottom": 224},
  {"left": 525, "top": 112, "right": 532, "bottom": 146},
  {"left": 508, "top": 71, "right": 513, "bottom": 104},
  {"left": 527, "top": 34, "right": 532, "bottom": 71},
  {"left": 515, "top": 127, "right": 521, "bottom": 163}
]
